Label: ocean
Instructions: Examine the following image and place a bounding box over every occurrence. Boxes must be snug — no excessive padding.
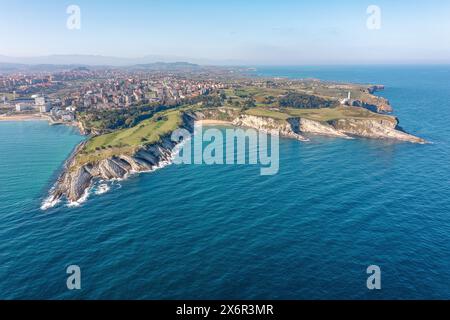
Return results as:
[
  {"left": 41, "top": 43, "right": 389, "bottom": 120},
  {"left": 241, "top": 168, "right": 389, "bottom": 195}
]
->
[{"left": 0, "top": 66, "right": 449, "bottom": 299}]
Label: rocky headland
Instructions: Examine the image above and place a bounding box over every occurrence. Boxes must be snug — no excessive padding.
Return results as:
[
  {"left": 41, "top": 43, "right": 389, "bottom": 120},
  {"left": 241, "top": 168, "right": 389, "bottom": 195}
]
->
[
  {"left": 42, "top": 78, "right": 427, "bottom": 208},
  {"left": 42, "top": 106, "right": 425, "bottom": 208}
]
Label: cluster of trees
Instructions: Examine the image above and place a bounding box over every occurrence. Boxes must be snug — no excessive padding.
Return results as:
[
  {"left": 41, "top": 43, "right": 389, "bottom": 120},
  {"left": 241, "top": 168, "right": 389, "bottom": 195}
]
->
[
  {"left": 79, "top": 90, "right": 229, "bottom": 132},
  {"left": 235, "top": 90, "right": 250, "bottom": 99},
  {"left": 201, "top": 95, "right": 224, "bottom": 108},
  {"left": 79, "top": 103, "right": 170, "bottom": 132},
  {"left": 80, "top": 88, "right": 289, "bottom": 134},
  {"left": 279, "top": 92, "right": 338, "bottom": 109},
  {"left": 92, "top": 141, "right": 129, "bottom": 152},
  {"left": 263, "top": 96, "right": 276, "bottom": 105},
  {"left": 241, "top": 98, "right": 256, "bottom": 111}
]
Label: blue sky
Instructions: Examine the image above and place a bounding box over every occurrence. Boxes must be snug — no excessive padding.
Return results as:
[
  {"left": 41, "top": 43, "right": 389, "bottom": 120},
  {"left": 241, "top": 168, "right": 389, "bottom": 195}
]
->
[{"left": 1, "top": 0, "right": 450, "bottom": 64}]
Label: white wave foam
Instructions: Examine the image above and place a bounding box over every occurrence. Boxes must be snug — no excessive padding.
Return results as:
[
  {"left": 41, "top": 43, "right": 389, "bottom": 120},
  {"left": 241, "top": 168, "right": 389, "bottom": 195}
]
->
[
  {"left": 66, "top": 187, "right": 91, "bottom": 208},
  {"left": 40, "top": 196, "right": 61, "bottom": 211},
  {"left": 95, "top": 183, "right": 110, "bottom": 195},
  {"left": 41, "top": 142, "right": 183, "bottom": 210}
]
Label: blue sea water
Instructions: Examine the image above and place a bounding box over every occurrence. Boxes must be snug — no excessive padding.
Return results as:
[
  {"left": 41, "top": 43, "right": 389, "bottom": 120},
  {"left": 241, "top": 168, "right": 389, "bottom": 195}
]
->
[{"left": 1, "top": 66, "right": 450, "bottom": 300}]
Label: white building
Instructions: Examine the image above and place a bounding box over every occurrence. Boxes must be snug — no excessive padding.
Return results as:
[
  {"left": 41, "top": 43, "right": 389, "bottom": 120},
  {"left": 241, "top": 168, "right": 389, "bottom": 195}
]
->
[
  {"left": 35, "top": 97, "right": 46, "bottom": 106},
  {"left": 39, "top": 104, "right": 52, "bottom": 113},
  {"left": 62, "top": 113, "right": 75, "bottom": 122},
  {"left": 34, "top": 96, "right": 52, "bottom": 113},
  {"left": 15, "top": 103, "right": 33, "bottom": 112}
]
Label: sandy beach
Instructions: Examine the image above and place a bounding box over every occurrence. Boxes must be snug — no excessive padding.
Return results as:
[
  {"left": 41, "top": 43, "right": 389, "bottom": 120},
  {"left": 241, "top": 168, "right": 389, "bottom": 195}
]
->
[
  {"left": 195, "top": 119, "right": 234, "bottom": 126},
  {"left": 0, "top": 114, "right": 48, "bottom": 122}
]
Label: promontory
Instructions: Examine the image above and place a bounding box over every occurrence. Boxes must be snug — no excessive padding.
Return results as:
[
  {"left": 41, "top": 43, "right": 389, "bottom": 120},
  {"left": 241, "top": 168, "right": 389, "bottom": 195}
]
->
[{"left": 43, "top": 79, "right": 425, "bottom": 207}]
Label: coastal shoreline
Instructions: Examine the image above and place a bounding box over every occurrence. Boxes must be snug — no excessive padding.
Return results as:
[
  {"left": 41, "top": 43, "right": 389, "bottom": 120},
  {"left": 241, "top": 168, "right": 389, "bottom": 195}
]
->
[
  {"left": 0, "top": 113, "right": 85, "bottom": 135},
  {"left": 195, "top": 119, "right": 234, "bottom": 126},
  {"left": 0, "top": 114, "right": 49, "bottom": 122},
  {"left": 43, "top": 108, "right": 426, "bottom": 209}
]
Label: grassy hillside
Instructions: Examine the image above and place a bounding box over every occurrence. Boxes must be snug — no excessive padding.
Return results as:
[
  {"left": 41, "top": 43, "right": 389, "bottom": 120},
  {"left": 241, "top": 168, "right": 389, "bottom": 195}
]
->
[
  {"left": 71, "top": 101, "right": 396, "bottom": 169},
  {"left": 74, "top": 109, "right": 183, "bottom": 167},
  {"left": 245, "top": 108, "right": 290, "bottom": 120},
  {"left": 246, "top": 106, "right": 396, "bottom": 123}
]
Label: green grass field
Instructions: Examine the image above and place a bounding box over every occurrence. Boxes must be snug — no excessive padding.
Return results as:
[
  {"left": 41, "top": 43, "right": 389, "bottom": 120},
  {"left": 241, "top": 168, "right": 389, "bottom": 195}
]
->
[
  {"left": 74, "top": 109, "right": 183, "bottom": 167},
  {"left": 246, "top": 106, "right": 395, "bottom": 123},
  {"left": 72, "top": 100, "right": 396, "bottom": 169},
  {"left": 245, "top": 108, "right": 290, "bottom": 120}
]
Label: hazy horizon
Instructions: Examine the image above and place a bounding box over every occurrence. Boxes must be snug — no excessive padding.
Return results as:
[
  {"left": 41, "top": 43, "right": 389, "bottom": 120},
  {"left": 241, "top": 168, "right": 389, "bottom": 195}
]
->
[
  {"left": 1, "top": 0, "right": 450, "bottom": 65},
  {"left": 2, "top": 54, "right": 450, "bottom": 67}
]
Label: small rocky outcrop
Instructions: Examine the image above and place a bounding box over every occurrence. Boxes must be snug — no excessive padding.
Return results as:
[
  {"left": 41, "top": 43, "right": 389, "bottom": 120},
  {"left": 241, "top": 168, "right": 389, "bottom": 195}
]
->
[{"left": 367, "top": 85, "right": 385, "bottom": 94}]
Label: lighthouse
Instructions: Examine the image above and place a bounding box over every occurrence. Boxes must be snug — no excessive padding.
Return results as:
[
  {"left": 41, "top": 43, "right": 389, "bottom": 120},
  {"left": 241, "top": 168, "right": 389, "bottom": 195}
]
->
[{"left": 340, "top": 91, "right": 352, "bottom": 106}]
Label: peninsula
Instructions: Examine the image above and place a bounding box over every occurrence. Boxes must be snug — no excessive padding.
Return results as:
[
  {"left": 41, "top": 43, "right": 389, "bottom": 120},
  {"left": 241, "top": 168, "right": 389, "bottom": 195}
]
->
[{"left": 40, "top": 77, "right": 425, "bottom": 207}]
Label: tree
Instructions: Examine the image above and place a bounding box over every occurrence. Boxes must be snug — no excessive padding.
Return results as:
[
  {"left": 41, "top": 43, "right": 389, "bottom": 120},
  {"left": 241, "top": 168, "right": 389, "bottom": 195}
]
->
[
  {"left": 244, "top": 98, "right": 256, "bottom": 109},
  {"left": 279, "top": 92, "right": 337, "bottom": 109},
  {"left": 264, "top": 96, "right": 275, "bottom": 104}
]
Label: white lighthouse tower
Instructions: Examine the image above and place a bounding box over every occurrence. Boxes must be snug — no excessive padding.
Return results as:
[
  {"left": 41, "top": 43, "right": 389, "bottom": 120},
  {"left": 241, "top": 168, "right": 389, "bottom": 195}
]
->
[{"left": 340, "top": 91, "right": 352, "bottom": 106}]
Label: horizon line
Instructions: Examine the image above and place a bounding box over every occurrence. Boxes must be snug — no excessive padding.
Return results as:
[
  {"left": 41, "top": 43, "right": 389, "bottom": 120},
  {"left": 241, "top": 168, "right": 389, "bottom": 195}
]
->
[{"left": 1, "top": 54, "right": 450, "bottom": 68}]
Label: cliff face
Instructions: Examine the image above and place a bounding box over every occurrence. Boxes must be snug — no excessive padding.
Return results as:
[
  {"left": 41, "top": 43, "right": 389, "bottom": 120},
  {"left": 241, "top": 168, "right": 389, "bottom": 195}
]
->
[
  {"left": 328, "top": 118, "right": 425, "bottom": 143},
  {"left": 352, "top": 99, "right": 393, "bottom": 113},
  {"left": 232, "top": 115, "right": 309, "bottom": 141},
  {"left": 367, "top": 85, "right": 385, "bottom": 94},
  {"left": 359, "top": 85, "right": 393, "bottom": 113},
  {"left": 46, "top": 113, "right": 196, "bottom": 205},
  {"left": 298, "top": 118, "right": 351, "bottom": 139},
  {"left": 48, "top": 136, "right": 179, "bottom": 203},
  {"left": 217, "top": 113, "right": 424, "bottom": 144},
  {"left": 44, "top": 109, "right": 425, "bottom": 206}
]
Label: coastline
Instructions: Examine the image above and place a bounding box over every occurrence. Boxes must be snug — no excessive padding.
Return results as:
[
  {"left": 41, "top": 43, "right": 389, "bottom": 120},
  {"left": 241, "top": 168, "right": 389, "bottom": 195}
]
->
[
  {"left": 0, "top": 113, "right": 85, "bottom": 135},
  {"left": 43, "top": 108, "right": 426, "bottom": 208},
  {"left": 195, "top": 119, "right": 233, "bottom": 126},
  {"left": 0, "top": 114, "right": 49, "bottom": 122}
]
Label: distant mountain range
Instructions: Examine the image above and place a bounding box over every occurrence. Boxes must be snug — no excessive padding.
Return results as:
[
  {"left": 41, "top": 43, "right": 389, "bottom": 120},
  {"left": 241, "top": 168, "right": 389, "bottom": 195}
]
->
[
  {"left": 0, "top": 55, "right": 212, "bottom": 73},
  {"left": 0, "top": 54, "right": 243, "bottom": 67}
]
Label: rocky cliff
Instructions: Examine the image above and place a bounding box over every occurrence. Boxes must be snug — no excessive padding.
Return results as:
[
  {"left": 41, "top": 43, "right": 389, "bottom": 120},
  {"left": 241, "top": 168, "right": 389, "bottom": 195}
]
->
[
  {"left": 328, "top": 117, "right": 425, "bottom": 143},
  {"left": 298, "top": 118, "right": 351, "bottom": 139},
  {"left": 353, "top": 85, "right": 393, "bottom": 113},
  {"left": 208, "top": 112, "right": 424, "bottom": 144},
  {"left": 43, "top": 109, "right": 425, "bottom": 206},
  {"left": 46, "top": 136, "right": 179, "bottom": 204},
  {"left": 351, "top": 98, "right": 393, "bottom": 113},
  {"left": 45, "top": 113, "right": 196, "bottom": 205},
  {"left": 231, "top": 114, "right": 309, "bottom": 141}
]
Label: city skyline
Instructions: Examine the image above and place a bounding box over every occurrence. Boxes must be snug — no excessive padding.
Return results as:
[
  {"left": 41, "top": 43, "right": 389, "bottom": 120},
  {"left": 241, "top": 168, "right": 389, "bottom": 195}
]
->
[{"left": 1, "top": 0, "right": 450, "bottom": 65}]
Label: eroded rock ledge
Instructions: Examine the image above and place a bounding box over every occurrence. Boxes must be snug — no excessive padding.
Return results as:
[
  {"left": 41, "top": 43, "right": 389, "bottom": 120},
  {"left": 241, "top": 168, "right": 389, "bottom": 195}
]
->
[
  {"left": 49, "top": 136, "right": 179, "bottom": 203},
  {"left": 45, "top": 112, "right": 196, "bottom": 205},
  {"left": 195, "top": 108, "right": 425, "bottom": 144},
  {"left": 44, "top": 109, "right": 425, "bottom": 206}
]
